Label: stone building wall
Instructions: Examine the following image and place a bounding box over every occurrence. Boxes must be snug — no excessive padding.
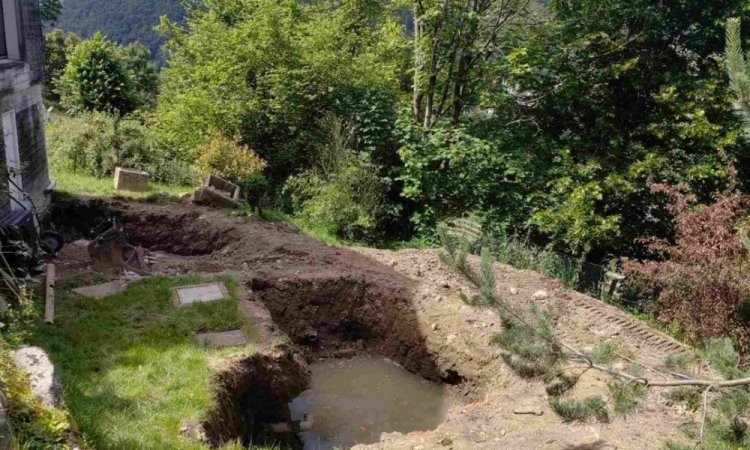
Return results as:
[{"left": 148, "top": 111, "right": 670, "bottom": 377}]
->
[{"left": 0, "top": 0, "right": 49, "bottom": 219}]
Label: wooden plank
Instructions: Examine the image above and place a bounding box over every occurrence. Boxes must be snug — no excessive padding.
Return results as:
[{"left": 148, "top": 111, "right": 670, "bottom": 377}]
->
[{"left": 43, "top": 263, "right": 55, "bottom": 324}]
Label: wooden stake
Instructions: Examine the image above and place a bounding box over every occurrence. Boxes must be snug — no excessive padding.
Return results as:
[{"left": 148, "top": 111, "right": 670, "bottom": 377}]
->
[{"left": 44, "top": 263, "right": 55, "bottom": 324}]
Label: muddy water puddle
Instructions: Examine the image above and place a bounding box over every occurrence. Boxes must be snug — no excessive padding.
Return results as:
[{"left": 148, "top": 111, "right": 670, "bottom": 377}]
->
[{"left": 289, "top": 357, "right": 449, "bottom": 450}]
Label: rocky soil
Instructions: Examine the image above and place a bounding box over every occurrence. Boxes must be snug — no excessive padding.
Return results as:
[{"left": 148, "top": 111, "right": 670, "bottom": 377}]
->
[{"left": 52, "top": 197, "right": 697, "bottom": 449}]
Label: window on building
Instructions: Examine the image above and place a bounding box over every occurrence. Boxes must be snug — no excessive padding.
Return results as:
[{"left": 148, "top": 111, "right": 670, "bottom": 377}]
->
[
  {"left": 0, "top": 0, "right": 19, "bottom": 60},
  {"left": 0, "top": 1, "right": 7, "bottom": 59}
]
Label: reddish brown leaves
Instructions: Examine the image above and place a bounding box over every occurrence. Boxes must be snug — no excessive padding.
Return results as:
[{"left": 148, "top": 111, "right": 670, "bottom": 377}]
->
[{"left": 624, "top": 182, "right": 750, "bottom": 352}]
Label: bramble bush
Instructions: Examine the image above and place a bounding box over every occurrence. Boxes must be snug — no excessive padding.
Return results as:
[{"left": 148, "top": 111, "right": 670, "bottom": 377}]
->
[{"left": 623, "top": 177, "right": 750, "bottom": 353}]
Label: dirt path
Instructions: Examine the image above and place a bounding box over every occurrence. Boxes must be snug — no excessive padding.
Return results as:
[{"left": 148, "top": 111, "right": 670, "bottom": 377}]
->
[{"left": 53, "top": 198, "right": 695, "bottom": 449}]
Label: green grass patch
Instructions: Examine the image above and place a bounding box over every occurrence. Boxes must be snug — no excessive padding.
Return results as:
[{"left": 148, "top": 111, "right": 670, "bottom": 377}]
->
[
  {"left": 30, "top": 276, "right": 256, "bottom": 450},
  {"left": 290, "top": 216, "right": 348, "bottom": 247},
  {"left": 51, "top": 167, "right": 192, "bottom": 201}
]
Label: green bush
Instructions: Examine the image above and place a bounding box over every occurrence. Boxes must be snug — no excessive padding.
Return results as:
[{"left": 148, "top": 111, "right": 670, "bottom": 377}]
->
[
  {"left": 285, "top": 116, "right": 386, "bottom": 242},
  {"left": 239, "top": 173, "right": 270, "bottom": 212},
  {"left": 46, "top": 112, "right": 196, "bottom": 184},
  {"left": 195, "top": 134, "right": 266, "bottom": 183},
  {"left": 286, "top": 164, "right": 384, "bottom": 241}
]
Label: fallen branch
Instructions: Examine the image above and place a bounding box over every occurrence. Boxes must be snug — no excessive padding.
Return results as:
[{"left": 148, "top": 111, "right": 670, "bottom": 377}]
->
[
  {"left": 563, "top": 342, "right": 750, "bottom": 388},
  {"left": 699, "top": 385, "right": 715, "bottom": 443}
]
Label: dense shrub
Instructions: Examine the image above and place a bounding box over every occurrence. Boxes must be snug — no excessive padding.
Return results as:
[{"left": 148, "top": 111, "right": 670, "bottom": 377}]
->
[
  {"left": 624, "top": 179, "right": 750, "bottom": 352},
  {"left": 287, "top": 166, "right": 384, "bottom": 241},
  {"left": 46, "top": 112, "right": 195, "bottom": 185},
  {"left": 58, "top": 33, "right": 138, "bottom": 115},
  {"left": 195, "top": 134, "right": 266, "bottom": 183},
  {"left": 285, "top": 116, "right": 386, "bottom": 241}
]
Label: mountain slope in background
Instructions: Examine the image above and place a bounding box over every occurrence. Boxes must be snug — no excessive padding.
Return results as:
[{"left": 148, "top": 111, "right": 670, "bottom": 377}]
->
[{"left": 55, "top": 0, "right": 185, "bottom": 59}]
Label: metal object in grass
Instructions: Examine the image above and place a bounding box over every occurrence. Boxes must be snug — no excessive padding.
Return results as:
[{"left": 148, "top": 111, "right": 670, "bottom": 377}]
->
[
  {"left": 446, "top": 218, "right": 482, "bottom": 249},
  {"left": 448, "top": 217, "right": 623, "bottom": 302},
  {"left": 3, "top": 173, "right": 63, "bottom": 256}
]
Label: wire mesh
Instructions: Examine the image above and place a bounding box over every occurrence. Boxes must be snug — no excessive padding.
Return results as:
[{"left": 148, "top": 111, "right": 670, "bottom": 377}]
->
[{"left": 447, "top": 218, "right": 620, "bottom": 301}]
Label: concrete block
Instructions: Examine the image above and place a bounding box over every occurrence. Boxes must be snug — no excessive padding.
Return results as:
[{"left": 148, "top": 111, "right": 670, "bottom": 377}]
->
[
  {"left": 204, "top": 175, "right": 240, "bottom": 201},
  {"left": 193, "top": 187, "right": 239, "bottom": 208},
  {"left": 173, "top": 282, "right": 229, "bottom": 307},
  {"left": 72, "top": 281, "right": 128, "bottom": 299},
  {"left": 114, "top": 167, "right": 150, "bottom": 192},
  {"left": 196, "top": 329, "right": 247, "bottom": 348}
]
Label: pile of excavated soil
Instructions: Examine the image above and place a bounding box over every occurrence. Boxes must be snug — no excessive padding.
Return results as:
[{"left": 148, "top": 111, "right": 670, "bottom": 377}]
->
[{"left": 52, "top": 197, "right": 696, "bottom": 449}]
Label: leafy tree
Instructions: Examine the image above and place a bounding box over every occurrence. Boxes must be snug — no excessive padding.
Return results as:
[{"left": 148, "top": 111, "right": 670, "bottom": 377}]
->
[
  {"left": 57, "top": 33, "right": 158, "bottom": 115},
  {"left": 43, "top": 29, "right": 81, "bottom": 101},
  {"left": 498, "top": 0, "right": 750, "bottom": 256},
  {"left": 155, "top": 0, "right": 407, "bottom": 184},
  {"left": 405, "top": 0, "right": 531, "bottom": 128},
  {"left": 58, "top": 33, "right": 138, "bottom": 114},
  {"left": 40, "top": 0, "right": 62, "bottom": 26},
  {"left": 117, "top": 42, "right": 159, "bottom": 109},
  {"left": 401, "top": 0, "right": 750, "bottom": 257}
]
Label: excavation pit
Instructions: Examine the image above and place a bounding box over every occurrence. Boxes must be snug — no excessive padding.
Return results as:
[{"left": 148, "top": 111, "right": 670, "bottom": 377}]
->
[{"left": 51, "top": 198, "right": 474, "bottom": 448}]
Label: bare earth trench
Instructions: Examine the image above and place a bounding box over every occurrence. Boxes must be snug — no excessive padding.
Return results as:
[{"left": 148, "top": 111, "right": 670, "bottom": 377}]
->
[{"left": 52, "top": 198, "right": 697, "bottom": 450}]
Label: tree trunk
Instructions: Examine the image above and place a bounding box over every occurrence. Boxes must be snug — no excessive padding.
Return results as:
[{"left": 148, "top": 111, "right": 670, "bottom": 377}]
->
[
  {"left": 451, "top": 54, "right": 470, "bottom": 124},
  {"left": 412, "top": 5, "right": 424, "bottom": 125}
]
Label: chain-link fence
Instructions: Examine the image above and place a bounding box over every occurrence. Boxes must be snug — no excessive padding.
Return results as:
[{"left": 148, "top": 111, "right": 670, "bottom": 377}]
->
[{"left": 447, "top": 218, "right": 623, "bottom": 301}]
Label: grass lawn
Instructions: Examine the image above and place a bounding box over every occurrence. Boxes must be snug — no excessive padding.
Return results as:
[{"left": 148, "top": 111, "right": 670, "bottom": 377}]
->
[
  {"left": 30, "top": 276, "right": 258, "bottom": 450},
  {"left": 51, "top": 167, "right": 193, "bottom": 201}
]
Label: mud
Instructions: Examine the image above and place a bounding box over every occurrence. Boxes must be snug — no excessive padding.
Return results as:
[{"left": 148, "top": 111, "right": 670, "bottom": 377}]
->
[
  {"left": 52, "top": 196, "right": 239, "bottom": 255},
  {"left": 290, "top": 357, "right": 449, "bottom": 450}
]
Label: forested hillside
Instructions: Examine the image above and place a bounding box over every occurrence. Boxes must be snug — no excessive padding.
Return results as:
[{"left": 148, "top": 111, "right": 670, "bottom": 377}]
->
[{"left": 54, "top": 0, "right": 184, "bottom": 58}]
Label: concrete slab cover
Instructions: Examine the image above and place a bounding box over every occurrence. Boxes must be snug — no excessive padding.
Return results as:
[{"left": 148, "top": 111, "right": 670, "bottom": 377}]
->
[
  {"left": 196, "top": 329, "right": 247, "bottom": 348},
  {"left": 72, "top": 280, "right": 129, "bottom": 299},
  {"left": 173, "top": 282, "right": 229, "bottom": 307}
]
